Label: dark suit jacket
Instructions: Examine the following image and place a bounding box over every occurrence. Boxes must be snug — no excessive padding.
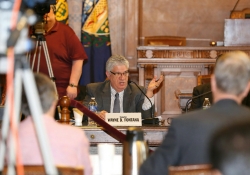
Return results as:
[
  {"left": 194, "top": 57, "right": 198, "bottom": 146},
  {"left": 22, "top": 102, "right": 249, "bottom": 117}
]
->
[
  {"left": 189, "top": 84, "right": 250, "bottom": 111},
  {"left": 83, "top": 80, "right": 153, "bottom": 119},
  {"left": 189, "top": 84, "right": 213, "bottom": 111},
  {"left": 139, "top": 99, "right": 250, "bottom": 175},
  {"left": 242, "top": 91, "right": 250, "bottom": 107}
]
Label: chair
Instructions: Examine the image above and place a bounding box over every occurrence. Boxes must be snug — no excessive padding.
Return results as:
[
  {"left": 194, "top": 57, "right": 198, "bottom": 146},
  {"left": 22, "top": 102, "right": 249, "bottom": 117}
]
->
[
  {"left": 144, "top": 36, "right": 186, "bottom": 46},
  {"left": 197, "top": 75, "right": 211, "bottom": 86},
  {"left": 175, "top": 89, "right": 192, "bottom": 111},
  {"left": 230, "top": 8, "right": 250, "bottom": 19},
  {"left": 169, "top": 164, "right": 212, "bottom": 175},
  {"left": 3, "top": 165, "right": 84, "bottom": 175},
  {"left": 75, "top": 85, "right": 87, "bottom": 101}
]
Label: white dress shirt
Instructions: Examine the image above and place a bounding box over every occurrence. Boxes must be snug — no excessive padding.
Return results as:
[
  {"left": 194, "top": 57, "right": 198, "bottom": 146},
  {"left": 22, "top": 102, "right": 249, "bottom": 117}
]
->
[{"left": 110, "top": 86, "right": 154, "bottom": 112}]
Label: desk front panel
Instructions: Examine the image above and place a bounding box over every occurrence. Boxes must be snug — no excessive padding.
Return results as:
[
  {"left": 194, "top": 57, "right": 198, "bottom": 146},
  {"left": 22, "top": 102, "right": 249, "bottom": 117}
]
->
[{"left": 81, "top": 126, "right": 168, "bottom": 147}]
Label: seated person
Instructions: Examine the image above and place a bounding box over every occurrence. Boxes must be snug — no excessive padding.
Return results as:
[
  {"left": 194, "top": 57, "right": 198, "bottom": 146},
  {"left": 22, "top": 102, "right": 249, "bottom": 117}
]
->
[
  {"left": 190, "top": 83, "right": 250, "bottom": 111},
  {"left": 189, "top": 83, "right": 213, "bottom": 110},
  {"left": 18, "top": 73, "right": 92, "bottom": 175},
  {"left": 210, "top": 119, "right": 250, "bottom": 175},
  {"left": 83, "top": 54, "right": 164, "bottom": 120}
]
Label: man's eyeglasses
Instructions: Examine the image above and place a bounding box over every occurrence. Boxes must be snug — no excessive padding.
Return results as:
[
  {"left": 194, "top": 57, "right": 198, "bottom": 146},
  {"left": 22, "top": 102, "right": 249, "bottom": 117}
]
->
[{"left": 110, "top": 71, "right": 129, "bottom": 77}]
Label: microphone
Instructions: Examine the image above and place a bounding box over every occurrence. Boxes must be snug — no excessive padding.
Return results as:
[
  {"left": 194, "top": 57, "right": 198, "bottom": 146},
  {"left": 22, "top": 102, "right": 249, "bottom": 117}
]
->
[
  {"left": 128, "top": 80, "right": 159, "bottom": 125},
  {"left": 185, "top": 90, "right": 212, "bottom": 113}
]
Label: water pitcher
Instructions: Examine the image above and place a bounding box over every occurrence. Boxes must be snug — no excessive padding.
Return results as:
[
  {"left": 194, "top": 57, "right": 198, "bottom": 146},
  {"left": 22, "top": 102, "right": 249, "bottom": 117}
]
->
[{"left": 123, "top": 127, "right": 148, "bottom": 175}]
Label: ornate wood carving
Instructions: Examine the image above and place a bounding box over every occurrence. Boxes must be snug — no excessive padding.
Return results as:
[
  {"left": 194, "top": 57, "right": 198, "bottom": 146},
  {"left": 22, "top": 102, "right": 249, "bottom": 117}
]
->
[
  {"left": 137, "top": 46, "right": 250, "bottom": 59},
  {"left": 144, "top": 36, "right": 186, "bottom": 46},
  {"left": 197, "top": 75, "right": 211, "bottom": 86},
  {"left": 59, "top": 96, "right": 71, "bottom": 124}
]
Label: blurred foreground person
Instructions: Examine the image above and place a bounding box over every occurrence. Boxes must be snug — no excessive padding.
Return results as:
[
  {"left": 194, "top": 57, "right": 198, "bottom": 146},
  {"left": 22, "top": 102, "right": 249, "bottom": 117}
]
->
[
  {"left": 210, "top": 120, "right": 250, "bottom": 175},
  {"left": 140, "top": 51, "right": 250, "bottom": 175},
  {"left": 19, "top": 73, "right": 92, "bottom": 175}
]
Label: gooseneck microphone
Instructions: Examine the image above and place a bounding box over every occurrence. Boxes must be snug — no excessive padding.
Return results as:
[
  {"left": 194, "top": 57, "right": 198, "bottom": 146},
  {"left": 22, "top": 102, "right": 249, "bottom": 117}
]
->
[
  {"left": 128, "top": 80, "right": 159, "bottom": 125},
  {"left": 185, "top": 91, "right": 212, "bottom": 113}
]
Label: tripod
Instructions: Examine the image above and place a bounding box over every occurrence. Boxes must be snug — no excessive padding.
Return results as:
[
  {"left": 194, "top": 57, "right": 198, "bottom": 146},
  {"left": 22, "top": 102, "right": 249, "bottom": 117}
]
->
[
  {"left": 27, "top": 31, "right": 58, "bottom": 99},
  {"left": 0, "top": 56, "right": 58, "bottom": 175}
]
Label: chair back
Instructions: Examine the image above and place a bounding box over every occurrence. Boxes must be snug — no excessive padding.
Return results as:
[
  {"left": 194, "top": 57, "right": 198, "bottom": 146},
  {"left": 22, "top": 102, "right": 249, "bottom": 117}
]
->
[
  {"left": 144, "top": 36, "right": 186, "bottom": 46},
  {"left": 3, "top": 165, "right": 84, "bottom": 175},
  {"left": 169, "top": 164, "right": 212, "bottom": 175},
  {"left": 197, "top": 75, "right": 211, "bottom": 86},
  {"left": 230, "top": 8, "right": 250, "bottom": 19}
]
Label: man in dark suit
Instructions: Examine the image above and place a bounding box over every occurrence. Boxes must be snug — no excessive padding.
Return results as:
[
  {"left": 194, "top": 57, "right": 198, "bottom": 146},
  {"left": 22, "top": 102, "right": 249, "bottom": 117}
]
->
[
  {"left": 210, "top": 120, "right": 250, "bottom": 175},
  {"left": 189, "top": 83, "right": 213, "bottom": 110},
  {"left": 83, "top": 54, "right": 164, "bottom": 120},
  {"left": 189, "top": 83, "right": 250, "bottom": 111},
  {"left": 139, "top": 51, "right": 250, "bottom": 175}
]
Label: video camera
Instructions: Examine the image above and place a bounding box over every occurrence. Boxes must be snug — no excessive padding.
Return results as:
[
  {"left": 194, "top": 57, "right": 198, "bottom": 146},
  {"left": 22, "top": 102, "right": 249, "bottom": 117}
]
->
[
  {"left": 31, "top": 0, "right": 56, "bottom": 35},
  {"left": 0, "top": 0, "right": 56, "bottom": 55},
  {"left": 33, "top": 0, "right": 56, "bottom": 17}
]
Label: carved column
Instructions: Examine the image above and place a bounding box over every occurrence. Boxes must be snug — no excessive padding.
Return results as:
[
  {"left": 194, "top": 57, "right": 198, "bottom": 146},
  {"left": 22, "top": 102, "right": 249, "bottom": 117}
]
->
[{"left": 124, "top": 0, "right": 139, "bottom": 70}]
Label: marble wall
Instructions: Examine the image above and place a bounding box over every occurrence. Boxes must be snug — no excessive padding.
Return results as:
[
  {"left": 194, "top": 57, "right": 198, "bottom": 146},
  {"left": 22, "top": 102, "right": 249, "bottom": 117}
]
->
[
  {"left": 140, "top": 0, "right": 250, "bottom": 46},
  {"left": 107, "top": 0, "right": 250, "bottom": 71}
]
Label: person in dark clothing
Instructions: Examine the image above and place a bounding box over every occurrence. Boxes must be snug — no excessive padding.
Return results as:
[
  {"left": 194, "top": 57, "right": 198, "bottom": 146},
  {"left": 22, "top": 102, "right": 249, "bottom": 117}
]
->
[{"left": 189, "top": 83, "right": 250, "bottom": 111}]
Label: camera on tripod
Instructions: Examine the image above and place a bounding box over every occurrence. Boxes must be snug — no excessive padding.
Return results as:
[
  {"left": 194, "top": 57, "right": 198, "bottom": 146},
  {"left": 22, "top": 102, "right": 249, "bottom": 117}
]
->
[{"left": 31, "top": 0, "right": 56, "bottom": 35}]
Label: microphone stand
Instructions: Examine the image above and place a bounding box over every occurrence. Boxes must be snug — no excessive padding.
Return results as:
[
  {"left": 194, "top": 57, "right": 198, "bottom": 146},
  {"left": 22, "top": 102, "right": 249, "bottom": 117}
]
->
[
  {"left": 185, "top": 91, "right": 212, "bottom": 113},
  {"left": 129, "top": 80, "right": 159, "bottom": 125}
]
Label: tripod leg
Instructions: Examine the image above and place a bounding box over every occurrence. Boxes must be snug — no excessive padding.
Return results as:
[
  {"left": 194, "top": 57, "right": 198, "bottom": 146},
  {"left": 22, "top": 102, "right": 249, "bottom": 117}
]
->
[
  {"left": 31, "top": 40, "right": 39, "bottom": 71},
  {"left": 37, "top": 44, "right": 41, "bottom": 73},
  {"left": 41, "top": 41, "right": 58, "bottom": 99},
  {"left": 0, "top": 80, "right": 21, "bottom": 174},
  {"left": 42, "top": 41, "right": 53, "bottom": 78},
  {"left": 14, "top": 68, "right": 22, "bottom": 126},
  {"left": 0, "top": 96, "right": 11, "bottom": 171},
  {"left": 7, "top": 68, "right": 24, "bottom": 175},
  {"left": 0, "top": 58, "right": 13, "bottom": 171},
  {"left": 26, "top": 52, "right": 30, "bottom": 63}
]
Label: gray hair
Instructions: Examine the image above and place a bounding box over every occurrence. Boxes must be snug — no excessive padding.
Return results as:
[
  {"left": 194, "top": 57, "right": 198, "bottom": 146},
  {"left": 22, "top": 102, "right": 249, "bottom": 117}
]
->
[
  {"left": 214, "top": 51, "right": 250, "bottom": 95},
  {"left": 106, "top": 55, "right": 129, "bottom": 72},
  {"left": 21, "top": 73, "right": 57, "bottom": 116}
]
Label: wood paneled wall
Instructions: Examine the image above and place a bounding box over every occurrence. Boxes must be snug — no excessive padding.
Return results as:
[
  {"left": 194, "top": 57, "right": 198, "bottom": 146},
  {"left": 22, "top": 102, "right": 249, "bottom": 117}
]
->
[{"left": 108, "top": 0, "right": 250, "bottom": 73}]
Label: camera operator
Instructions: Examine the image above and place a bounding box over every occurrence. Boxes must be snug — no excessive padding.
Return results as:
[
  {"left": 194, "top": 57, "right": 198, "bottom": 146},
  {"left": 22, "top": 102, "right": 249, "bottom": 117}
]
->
[{"left": 30, "top": 5, "right": 87, "bottom": 100}]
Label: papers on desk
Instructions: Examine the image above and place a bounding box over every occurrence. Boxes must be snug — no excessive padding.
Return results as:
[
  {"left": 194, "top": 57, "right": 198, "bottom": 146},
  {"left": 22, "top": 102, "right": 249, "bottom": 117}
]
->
[{"left": 105, "top": 113, "right": 142, "bottom": 126}]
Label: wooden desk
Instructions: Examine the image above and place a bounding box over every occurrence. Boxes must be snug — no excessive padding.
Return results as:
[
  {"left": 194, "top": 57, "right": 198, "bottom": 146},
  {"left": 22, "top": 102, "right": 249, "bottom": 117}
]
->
[
  {"left": 78, "top": 125, "right": 168, "bottom": 154},
  {"left": 80, "top": 125, "right": 168, "bottom": 146}
]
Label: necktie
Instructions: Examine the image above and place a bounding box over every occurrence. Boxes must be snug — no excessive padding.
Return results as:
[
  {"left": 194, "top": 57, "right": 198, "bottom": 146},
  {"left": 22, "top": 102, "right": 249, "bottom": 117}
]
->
[{"left": 113, "top": 93, "right": 120, "bottom": 113}]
